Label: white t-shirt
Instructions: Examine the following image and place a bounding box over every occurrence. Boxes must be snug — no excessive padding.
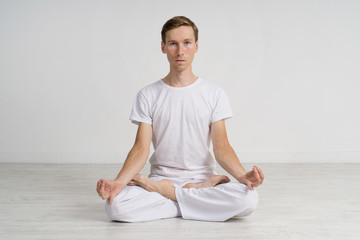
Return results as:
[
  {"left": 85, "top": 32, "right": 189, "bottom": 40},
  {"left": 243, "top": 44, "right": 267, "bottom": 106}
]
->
[{"left": 129, "top": 78, "right": 233, "bottom": 180}]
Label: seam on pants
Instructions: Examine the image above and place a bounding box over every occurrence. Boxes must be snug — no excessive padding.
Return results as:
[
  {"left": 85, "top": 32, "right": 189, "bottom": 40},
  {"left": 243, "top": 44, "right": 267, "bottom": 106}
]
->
[{"left": 174, "top": 187, "right": 185, "bottom": 219}]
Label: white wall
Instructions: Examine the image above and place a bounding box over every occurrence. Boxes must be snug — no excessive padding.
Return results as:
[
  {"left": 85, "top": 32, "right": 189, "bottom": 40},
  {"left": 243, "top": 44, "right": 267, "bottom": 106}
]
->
[{"left": 1, "top": 0, "right": 359, "bottom": 163}]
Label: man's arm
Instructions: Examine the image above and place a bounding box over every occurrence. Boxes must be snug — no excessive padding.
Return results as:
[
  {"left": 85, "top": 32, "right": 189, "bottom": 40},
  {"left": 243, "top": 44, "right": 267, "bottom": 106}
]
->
[
  {"left": 211, "top": 120, "right": 264, "bottom": 190},
  {"left": 113, "top": 122, "right": 153, "bottom": 183},
  {"left": 97, "top": 122, "right": 152, "bottom": 204}
]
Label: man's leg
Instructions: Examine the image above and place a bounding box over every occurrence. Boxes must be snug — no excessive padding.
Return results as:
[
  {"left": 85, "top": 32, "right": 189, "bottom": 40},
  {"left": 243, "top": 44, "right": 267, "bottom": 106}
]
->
[
  {"left": 127, "top": 174, "right": 177, "bottom": 200},
  {"left": 127, "top": 174, "right": 230, "bottom": 200},
  {"left": 176, "top": 182, "right": 258, "bottom": 221},
  {"left": 105, "top": 184, "right": 180, "bottom": 222},
  {"left": 129, "top": 174, "right": 258, "bottom": 221},
  {"left": 183, "top": 175, "right": 230, "bottom": 189}
]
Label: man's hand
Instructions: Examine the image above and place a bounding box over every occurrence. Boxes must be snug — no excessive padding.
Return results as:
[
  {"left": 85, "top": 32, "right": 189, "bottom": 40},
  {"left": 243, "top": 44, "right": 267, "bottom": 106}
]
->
[
  {"left": 238, "top": 166, "right": 264, "bottom": 190},
  {"left": 96, "top": 179, "right": 125, "bottom": 205}
]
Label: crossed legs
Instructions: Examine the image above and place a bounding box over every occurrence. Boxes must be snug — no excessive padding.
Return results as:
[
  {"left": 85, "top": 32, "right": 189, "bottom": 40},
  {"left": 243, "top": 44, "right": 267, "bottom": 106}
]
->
[
  {"left": 128, "top": 174, "right": 230, "bottom": 201},
  {"left": 106, "top": 174, "right": 257, "bottom": 222}
]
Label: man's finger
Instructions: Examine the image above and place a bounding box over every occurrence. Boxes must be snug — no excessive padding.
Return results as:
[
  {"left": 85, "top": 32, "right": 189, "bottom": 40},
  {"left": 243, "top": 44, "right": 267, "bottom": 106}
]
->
[
  {"left": 253, "top": 167, "right": 261, "bottom": 183},
  {"left": 109, "top": 195, "right": 114, "bottom": 205},
  {"left": 246, "top": 181, "right": 253, "bottom": 191},
  {"left": 256, "top": 166, "right": 265, "bottom": 184},
  {"left": 97, "top": 180, "right": 104, "bottom": 197},
  {"left": 255, "top": 166, "right": 264, "bottom": 184},
  {"left": 98, "top": 180, "right": 107, "bottom": 198},
  {"left": 97, "top": 180, "right": 101, "bottom": 192},
  {"left": 100, "top": 179, "right": 105, "bottom": 192}
]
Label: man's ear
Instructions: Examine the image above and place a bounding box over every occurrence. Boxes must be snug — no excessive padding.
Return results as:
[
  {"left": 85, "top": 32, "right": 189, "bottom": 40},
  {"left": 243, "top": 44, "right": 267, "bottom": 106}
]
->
[
  {"left": 161, "top": 41, "right": 166, "bottom": 54},
  {"left": 195, "top": 40, "right": 199, "bottom": 53}
]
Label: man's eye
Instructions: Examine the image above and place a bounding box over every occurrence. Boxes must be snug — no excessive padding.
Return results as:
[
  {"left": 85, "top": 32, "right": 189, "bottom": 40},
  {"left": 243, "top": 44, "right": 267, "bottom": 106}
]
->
[
  {"left": 170, "top": 43, "right": 176, "bottom": 46},
  {"left": 185, "top": 42, "right": 191, "bottom": 45}
]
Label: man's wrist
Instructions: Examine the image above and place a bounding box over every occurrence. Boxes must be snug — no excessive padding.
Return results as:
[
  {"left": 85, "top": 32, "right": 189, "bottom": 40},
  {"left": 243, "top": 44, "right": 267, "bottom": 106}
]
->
[
  {"left": 235, "top": 171, "right": 246, "bottom": 182},
  {"left": 113, "top": 178, "right": 127, "bottom": 186}
]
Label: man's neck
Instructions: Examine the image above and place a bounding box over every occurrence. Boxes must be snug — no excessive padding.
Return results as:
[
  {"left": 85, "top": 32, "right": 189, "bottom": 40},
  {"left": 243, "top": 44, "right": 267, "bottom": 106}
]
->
[{"left": 162, "top": 68, "right": 198, "bottom": 88}]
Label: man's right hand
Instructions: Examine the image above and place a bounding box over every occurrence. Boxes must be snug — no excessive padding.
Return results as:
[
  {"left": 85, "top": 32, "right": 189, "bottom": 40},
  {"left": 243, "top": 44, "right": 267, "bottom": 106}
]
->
[{"left": 96, "top": 179, "right": 125, "bottom": 205}]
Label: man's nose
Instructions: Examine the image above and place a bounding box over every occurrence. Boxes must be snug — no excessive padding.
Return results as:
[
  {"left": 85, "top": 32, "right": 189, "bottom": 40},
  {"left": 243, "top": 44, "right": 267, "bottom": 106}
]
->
[{"left": 177, "top": 44, "right": 184, "bottom": 55}]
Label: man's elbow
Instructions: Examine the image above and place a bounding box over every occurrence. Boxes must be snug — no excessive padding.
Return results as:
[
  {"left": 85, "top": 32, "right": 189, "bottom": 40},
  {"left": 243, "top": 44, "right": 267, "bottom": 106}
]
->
[
  {"left": 131, "top": 143, "right": 151, "bottom": 157},
  {"left": 213, "top": 142, "right": 233, "bottom": 157}
]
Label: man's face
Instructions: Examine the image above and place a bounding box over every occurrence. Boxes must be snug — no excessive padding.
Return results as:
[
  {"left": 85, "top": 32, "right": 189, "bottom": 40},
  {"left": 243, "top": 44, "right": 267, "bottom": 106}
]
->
[{"left": 161, "top": 26, "right": 198, "bottom": 72}]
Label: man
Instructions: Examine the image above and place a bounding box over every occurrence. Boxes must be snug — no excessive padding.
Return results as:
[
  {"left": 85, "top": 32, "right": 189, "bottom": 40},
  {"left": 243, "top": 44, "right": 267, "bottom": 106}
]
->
[{"left": 97, "top": 16, "right": 264, "bottom": 222}]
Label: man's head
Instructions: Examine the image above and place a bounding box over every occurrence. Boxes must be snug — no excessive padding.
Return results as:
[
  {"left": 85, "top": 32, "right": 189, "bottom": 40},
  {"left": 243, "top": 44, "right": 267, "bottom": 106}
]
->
[
  {"left": 161, "top": 16, "right": 198, "bottom": 44},
  {"left": 161, "top": 16, "right": 199, "bottom": 73}
]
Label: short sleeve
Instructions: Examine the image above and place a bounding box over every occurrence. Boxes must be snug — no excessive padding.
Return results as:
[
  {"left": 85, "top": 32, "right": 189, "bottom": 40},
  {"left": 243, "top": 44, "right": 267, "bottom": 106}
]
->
[
  {"left": 211, "top": 87, "right": 233, "bottom": 123},
  {"left": 129, "top": 91, "right": 152, "bottom": 125}
]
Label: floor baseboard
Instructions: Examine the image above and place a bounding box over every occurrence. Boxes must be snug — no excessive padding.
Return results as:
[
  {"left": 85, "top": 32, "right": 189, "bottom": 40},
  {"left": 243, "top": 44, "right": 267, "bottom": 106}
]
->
[{"left": 1, "top": 151, "right": 359, "bottom": 163}]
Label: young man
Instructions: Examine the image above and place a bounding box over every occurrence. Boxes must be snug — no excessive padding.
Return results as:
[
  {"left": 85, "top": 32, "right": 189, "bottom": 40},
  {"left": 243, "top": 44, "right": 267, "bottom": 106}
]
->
[{"left": 96, "top": 16, "right": 264, "bottom": 222}]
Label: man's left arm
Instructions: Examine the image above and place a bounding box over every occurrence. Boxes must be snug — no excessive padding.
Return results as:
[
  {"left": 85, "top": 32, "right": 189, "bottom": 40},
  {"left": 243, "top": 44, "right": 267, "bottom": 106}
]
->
[{"left": 211, "top": 120, "right": 264, "bottom": 190}]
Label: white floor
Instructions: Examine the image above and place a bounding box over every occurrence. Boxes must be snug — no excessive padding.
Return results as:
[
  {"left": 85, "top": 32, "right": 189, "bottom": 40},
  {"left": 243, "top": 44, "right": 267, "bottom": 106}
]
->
[{"left": 0, "top": 163, "right": 359, "bottom": 240}]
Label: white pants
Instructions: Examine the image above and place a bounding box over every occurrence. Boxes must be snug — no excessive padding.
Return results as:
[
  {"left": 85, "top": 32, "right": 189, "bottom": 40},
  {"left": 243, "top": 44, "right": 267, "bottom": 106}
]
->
[{"left": 105, "top": 176, "right": 258, "bottom": 222}]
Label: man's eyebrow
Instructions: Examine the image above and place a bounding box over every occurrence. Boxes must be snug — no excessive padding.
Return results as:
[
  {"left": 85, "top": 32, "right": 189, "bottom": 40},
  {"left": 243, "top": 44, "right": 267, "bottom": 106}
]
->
[{"left": 167, "top": 39, "right": 194, "bottom": 43}]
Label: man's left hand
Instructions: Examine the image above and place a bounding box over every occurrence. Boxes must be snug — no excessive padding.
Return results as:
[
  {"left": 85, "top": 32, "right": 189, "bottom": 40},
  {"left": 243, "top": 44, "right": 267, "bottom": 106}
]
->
[{"left": 238, "top": 166, "right": 264, "bottom": 190}]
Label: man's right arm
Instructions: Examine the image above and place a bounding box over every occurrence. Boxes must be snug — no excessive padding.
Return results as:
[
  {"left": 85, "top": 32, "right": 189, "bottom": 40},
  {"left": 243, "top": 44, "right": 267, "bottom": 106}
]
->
[
  {"left": 97, "top": 122, "right": 152, "bottom": 204},
  {"left": 114, "top": 122, "right": 153, "bottom": 184}
]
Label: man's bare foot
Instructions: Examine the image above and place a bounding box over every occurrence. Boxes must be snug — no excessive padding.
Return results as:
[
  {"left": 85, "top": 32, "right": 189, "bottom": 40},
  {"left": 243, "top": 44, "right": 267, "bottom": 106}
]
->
[
  {"left": 183, "top": 175, "right": 230, "bottom": 189},
  {"left": 128, "top": 174, "right": 177, "bottom": 201}
]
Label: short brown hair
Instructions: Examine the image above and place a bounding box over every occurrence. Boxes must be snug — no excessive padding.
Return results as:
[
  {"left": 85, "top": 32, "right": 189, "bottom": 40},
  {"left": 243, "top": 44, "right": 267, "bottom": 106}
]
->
[{"left": 161, "top": 16, "right": 199, "bottom": 43}]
